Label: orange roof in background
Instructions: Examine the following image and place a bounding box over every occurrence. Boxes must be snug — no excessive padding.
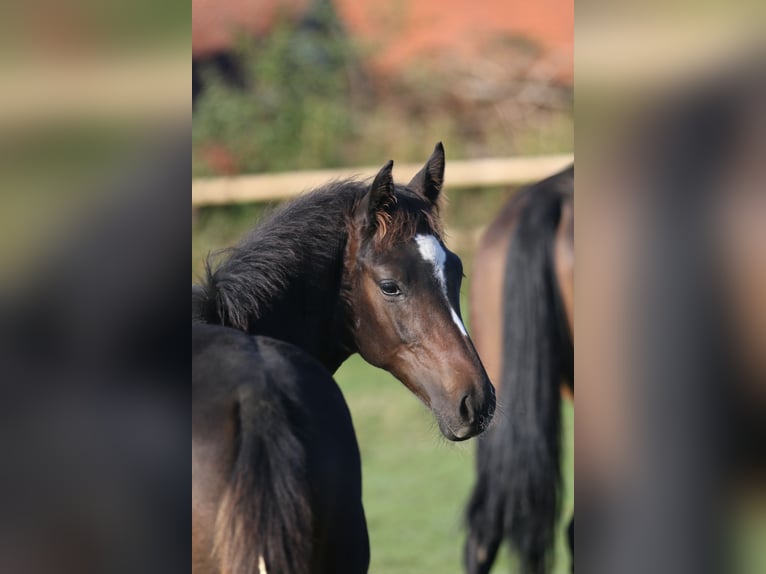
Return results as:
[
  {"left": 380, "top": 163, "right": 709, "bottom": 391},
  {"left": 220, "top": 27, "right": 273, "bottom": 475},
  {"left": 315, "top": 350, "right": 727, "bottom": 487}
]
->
[
  {"left": 336, "top": 0, "right": 572, "bottom": 83},
  {"left": 192, "top": 0, "right": 572, "bottom": 84},
  {"left": 192, "top": 0, "right": 309, "bottom": 56}
]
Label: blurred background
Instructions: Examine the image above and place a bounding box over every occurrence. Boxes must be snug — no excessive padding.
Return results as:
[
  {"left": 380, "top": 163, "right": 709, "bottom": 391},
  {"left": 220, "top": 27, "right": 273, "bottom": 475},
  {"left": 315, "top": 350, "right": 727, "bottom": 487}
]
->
[
  {"left": 0, "top": 0, "right": 188, "bottom": 280},
  {"left": 0, "top": 2, "right": 189, "bottom": 573},
  {"left": 3, "top": 0, "right": 762, "bottom": 572},
  {"left": 575, "top": 5, "right": 766, "bottom": 574},
  {"left": 192, "top": 0, "right": 573, "bottom": 572}
]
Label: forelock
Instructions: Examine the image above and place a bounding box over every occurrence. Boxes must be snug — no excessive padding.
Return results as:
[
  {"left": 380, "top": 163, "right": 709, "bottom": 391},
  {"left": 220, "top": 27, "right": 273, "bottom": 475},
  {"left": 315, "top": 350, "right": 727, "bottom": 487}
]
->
[{"left": 371, "top": 188, "right": 443, "bottom": 249}]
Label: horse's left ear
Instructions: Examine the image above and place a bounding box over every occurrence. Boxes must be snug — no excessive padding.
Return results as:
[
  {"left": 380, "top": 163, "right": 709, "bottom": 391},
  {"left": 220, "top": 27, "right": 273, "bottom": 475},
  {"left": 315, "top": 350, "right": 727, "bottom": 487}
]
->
[{"left": 407, "top": 142, "right": 445, "bottom": 206}]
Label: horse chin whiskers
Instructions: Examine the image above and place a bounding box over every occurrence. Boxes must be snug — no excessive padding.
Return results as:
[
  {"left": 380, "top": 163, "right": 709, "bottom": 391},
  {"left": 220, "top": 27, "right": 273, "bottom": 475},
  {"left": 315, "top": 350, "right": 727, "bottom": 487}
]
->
[
  {"left": 430, "top": 410, "right": 455, "bottom": 439},
  {"left": 477, "top": 412, "right": 493, "bottom": 433}
]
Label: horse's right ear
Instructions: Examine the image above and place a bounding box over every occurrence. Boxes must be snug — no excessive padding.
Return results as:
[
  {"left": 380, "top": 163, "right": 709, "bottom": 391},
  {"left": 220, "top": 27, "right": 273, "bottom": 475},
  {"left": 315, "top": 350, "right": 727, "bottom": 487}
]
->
[{"left": 359, "top": 160, "right": 395, "bottom": 230}]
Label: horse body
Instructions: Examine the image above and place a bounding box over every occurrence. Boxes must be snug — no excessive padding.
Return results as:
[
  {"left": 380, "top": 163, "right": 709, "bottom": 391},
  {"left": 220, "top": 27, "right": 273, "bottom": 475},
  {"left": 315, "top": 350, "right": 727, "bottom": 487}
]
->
[
  {"left": 193, "top": 144, "right": 495, "bottom": 574},
  {"left": 465, "top": 165, "right": 574, "bottom": 574},
  {"left": 192, "top": 324, "right": 368, "bottom": 574}
]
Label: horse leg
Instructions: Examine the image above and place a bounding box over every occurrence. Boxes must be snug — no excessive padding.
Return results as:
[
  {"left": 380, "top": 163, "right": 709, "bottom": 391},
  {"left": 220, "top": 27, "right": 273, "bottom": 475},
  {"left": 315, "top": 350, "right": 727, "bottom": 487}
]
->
[
  {"left": 568, "top": 515, "right": 574, "bottom": 573},
  {"left": 464, "top": 524, "right": 502, "bottom": 574}
]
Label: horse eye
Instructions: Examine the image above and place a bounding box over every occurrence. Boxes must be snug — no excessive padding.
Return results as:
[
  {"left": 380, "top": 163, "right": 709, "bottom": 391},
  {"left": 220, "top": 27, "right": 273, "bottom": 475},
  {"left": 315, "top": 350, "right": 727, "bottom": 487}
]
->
[{"left": 379, "top": 281, "right": 402, "bottom": 297}]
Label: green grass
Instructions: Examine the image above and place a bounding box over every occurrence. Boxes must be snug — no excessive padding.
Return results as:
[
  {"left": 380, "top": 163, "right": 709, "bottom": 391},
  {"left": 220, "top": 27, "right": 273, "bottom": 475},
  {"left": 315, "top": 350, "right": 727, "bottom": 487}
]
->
[{"left": 334, "top": 338, "right": 574, "bottom": 574}]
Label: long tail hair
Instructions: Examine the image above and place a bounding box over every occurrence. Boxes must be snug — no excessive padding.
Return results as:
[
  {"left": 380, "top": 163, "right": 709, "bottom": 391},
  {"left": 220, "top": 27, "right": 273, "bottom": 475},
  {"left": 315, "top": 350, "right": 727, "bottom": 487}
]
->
[
  {"left": 214, "top": 379, "right": 313, "bottom": 574},
  {"left": 466, "top": 168, "right": 573, "bottom": 574}
]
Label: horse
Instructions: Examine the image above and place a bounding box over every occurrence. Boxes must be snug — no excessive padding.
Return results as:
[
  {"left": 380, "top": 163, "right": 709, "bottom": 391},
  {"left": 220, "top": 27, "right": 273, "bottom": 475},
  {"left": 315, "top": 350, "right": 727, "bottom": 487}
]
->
[
  {"left": 464, "top": 165, "right": 574, "bottom": 574},
  {"left": 192, "top": 143, "right": 496, "bottom": 574},
  {"left": 193, "top": 324, "right": 367, "bottom": 574}
]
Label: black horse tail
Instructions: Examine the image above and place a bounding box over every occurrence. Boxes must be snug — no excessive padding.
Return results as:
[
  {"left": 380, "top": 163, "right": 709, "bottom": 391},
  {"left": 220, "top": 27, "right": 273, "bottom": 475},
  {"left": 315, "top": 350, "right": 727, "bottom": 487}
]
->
[
  {"left": 500, "top": 178, "right": 570, "bottom": 574},
  {"left": 465, "top": 172, "right": 572, "bottom": 574},
  {"left": 214, "top": 379, "right": 312, "bottom": 574}
]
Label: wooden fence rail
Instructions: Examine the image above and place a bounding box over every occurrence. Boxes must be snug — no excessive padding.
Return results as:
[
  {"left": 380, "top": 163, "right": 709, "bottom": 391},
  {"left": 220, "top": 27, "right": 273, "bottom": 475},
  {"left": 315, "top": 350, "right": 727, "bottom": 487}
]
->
[{"left": 192, "top": 154, "right": 573, "bottom": 206}]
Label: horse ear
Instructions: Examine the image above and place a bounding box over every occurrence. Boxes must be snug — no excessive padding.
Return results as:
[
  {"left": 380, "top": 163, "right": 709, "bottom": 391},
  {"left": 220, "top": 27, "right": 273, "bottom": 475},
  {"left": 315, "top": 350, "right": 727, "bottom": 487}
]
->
[
  {"left": 407, "top": 142, "right": 445, "bottom": 205},
  {"left": 363, "top": 159, "right": 395, "bottom": 224}
]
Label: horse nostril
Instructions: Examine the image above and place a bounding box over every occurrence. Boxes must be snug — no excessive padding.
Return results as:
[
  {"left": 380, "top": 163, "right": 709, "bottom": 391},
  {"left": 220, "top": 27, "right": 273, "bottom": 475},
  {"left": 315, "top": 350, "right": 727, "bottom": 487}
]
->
[{"left": 459, "top": 393, "right": 475, "bottom": 425}]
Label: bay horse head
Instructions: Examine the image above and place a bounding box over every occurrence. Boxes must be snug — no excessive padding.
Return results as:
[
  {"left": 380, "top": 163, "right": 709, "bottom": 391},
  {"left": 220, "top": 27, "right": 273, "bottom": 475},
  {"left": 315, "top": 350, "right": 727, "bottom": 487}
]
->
[{"left": 344, "top": 143, "right": 495, "bottom": 440}]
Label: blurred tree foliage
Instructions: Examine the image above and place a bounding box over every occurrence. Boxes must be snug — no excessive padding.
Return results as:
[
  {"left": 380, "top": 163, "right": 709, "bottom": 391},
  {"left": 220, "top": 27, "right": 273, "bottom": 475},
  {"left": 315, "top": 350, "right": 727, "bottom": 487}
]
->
[
  {"left": 192, "top": 3, "right": 360, "bottom": 175},
  {"left": 192, "top": 2, "right": 573, "bottom": 177}
]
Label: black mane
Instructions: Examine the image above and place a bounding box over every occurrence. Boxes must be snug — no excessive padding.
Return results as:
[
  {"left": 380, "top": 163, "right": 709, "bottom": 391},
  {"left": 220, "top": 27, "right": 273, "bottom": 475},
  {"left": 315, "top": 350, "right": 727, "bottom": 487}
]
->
[
  {"left": 193, "top": 177, "right": 438, "bottom": 371},
  {"left": 199, "top": 181, "right": 361, "bottom": 329}
]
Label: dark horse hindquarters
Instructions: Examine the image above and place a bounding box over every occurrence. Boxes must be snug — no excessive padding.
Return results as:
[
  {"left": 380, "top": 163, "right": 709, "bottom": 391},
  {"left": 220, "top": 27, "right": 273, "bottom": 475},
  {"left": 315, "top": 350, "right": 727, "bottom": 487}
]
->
[
  {"left": 192, "top": 324, "right": 368, "bottom": 574},
  {"left": 465, "top": 166, "right": 574, "bottom": 574}
]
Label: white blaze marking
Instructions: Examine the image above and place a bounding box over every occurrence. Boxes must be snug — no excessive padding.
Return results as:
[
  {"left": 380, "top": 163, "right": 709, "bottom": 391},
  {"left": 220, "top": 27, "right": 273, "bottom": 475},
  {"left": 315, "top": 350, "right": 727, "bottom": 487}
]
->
[
  {"left": 450, "top": 308, "right": 468, "bottom": 337},
  {"left": 414, "top": 234, "right": 468, "bottom": 337}
]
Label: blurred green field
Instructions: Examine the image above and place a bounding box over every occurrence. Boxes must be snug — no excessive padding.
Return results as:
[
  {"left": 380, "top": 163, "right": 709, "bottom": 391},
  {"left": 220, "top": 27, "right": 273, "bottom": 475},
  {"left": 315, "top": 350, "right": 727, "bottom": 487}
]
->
[
  {"left": 335, "top": 353, "right": 574, "bottom": 574},
  {"left": 192, "top": 192, "right": 574, "bottom": 574}
]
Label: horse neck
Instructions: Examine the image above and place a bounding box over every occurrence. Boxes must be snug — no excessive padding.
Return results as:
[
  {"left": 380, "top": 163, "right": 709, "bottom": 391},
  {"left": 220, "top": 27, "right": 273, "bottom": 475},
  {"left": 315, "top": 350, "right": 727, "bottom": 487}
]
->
[
  {"left": 207, "top": 189, "right": 359, "bottom": 373},
  {"left": 253, "top": 235, "right": 354, "bottom": 372}
]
